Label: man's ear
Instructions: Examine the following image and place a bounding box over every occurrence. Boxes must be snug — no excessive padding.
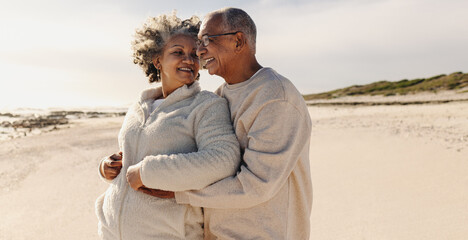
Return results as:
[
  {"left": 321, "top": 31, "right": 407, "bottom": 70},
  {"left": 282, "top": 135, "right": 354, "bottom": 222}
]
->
[{"left": 234, "top": 32, "right": 246, "bottom": 53}]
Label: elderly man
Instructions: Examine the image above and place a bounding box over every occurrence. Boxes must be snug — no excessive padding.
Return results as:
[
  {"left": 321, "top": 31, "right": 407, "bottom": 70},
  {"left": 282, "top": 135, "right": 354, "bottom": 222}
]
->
[{"left": 175, "top": 8, "right": 313, "bottom": 239}]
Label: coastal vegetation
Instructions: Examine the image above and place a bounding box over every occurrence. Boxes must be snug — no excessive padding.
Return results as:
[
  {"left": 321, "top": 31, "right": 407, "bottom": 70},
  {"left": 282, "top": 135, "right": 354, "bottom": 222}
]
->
[{"left": 304, "top": 72, "right": 468, "bottom": 100}]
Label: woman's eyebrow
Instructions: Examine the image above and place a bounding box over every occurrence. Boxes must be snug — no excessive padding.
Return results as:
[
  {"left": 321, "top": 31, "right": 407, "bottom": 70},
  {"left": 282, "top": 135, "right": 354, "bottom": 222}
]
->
[{"left": 169, "top": 44, "right": 184, "bottom": 48}]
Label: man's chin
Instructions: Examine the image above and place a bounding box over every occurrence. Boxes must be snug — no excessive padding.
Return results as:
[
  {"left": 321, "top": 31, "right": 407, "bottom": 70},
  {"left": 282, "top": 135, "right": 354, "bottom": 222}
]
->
[{"left": 207, "top": 68, "right": 217, "bottom": 76}]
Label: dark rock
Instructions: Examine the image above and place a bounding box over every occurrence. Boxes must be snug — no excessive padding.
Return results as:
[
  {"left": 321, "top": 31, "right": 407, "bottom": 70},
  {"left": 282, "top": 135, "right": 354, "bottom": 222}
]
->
[{"left": 1, "top": 121, "right": 11, "bottom": 127}]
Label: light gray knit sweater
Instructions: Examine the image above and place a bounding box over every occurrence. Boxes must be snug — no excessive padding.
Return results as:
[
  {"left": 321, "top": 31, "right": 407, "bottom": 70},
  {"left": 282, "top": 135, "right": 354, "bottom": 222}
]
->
[
  {"left": 95, "top": 81, "right": 240, "bottom": 240},
  {"left": 177, "top": 68, "right": 313, "bottom": 240}
]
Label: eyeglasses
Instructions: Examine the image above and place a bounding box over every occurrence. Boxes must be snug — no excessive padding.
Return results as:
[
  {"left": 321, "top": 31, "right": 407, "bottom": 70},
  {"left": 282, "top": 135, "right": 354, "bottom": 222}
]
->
[{"left": 197, "top": 31, "right": 240, "bottom": 47}]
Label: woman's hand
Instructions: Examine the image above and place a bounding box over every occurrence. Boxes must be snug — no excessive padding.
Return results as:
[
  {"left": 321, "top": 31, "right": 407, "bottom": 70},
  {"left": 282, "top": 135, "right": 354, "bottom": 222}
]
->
[
  {"left": 100, "top": 152, "right": 123, "bottom": 181},
  {"left": 126, "top": 165, "right": 175, "bottom": 198},
  {"left": 126, "top": 164, "right": 145, "bottom": 191}
]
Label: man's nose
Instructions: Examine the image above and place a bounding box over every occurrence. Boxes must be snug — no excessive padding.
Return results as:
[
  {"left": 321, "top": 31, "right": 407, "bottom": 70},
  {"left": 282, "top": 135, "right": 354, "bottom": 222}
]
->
[{"left": 196, "top": 44, "right": 207, "bottom": 57}]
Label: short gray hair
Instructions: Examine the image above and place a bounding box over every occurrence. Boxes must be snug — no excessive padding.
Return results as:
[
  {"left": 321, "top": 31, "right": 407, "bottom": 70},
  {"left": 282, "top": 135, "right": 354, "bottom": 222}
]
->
[{"left": 212, "top": 8, "right": 257, "bottom": 53}]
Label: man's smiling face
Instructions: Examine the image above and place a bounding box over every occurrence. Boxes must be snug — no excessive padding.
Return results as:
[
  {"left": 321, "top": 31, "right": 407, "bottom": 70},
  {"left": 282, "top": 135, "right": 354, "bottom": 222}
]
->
[{"left": 196, "top": 14, "right": 236, "bottom": 79}]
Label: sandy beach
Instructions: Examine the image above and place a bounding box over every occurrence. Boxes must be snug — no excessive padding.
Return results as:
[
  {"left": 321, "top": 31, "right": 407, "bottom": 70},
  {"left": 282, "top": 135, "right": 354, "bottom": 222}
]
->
[
  {"left": 0, "top": 118, "right": 121, "bottom": 240},
  {"left": 309, "top": 101, "right": 468, "bottom": 239},
  {"left": 1, "top": 97, "right": 467, "bottom": 239}
]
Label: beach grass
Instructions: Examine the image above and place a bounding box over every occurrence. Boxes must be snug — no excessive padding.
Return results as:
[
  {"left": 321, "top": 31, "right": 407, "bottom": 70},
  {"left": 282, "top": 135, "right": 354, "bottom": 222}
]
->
[{"left": 304, "top": 72, "right": 468, "bottom": 100}]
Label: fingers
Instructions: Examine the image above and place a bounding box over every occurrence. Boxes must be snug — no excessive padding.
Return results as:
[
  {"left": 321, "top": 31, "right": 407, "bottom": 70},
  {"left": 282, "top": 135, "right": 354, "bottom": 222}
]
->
[
  {"left": 104, "top": 172, "right": 118, "bottom": 180},
  {"left": 102, "top": 158, "right": 122, "bottom": 180},
  {"left": 104, "top": 165, "right": 121, "bottom": 177},
  {"left": 105, "top": 152, "right": 123, "bottom": 167},
  {"left": 100, "top": 152, "right": 123, "bottom": 181},
  {"left": 103, "top": 165, "right": 121, "bottom": 180},
  {"left": 139, "top": 188, "right": 171, "bottom": 198},
  {"left": 138, "top": 187, "right": 175, "bottom": 199},
  {"left": 106, "top": 159, "right": 123, "bottom": 167},
  {"left": 110, "top": 153, "right": 122, "bottom": 161},
  {"left": 138, "top": 187, "right": 155, "bottom": 196}
]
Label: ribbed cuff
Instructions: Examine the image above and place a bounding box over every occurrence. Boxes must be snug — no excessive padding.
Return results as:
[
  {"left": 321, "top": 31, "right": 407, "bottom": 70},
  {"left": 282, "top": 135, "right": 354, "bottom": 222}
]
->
[{"left": 175, "top": 191, "right": 190, "bottom": 204}]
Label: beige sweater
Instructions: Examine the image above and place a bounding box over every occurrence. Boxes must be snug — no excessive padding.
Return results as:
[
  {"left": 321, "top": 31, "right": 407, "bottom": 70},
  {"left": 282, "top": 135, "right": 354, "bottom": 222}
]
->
[
  {"left": 95, "top": 82, "right": 240, "bottom": 240},
  {"left": 175, "top": 68, "right": 313, "bottom": 239}
]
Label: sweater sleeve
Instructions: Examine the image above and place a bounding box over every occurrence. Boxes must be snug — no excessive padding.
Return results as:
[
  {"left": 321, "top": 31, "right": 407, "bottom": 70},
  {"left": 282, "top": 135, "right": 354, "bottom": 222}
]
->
[
  {"left": 175, "top": 100, "right": 311, "bottom": 209},
  {"left": 139, "top": 97, "right": 241, "bottom": 191}
]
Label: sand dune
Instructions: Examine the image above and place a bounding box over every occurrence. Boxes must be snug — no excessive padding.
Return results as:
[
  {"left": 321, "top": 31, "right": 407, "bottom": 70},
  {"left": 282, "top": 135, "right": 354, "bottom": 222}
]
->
[
  {"left": 1, "top": 100, "right": 467, "bottom": 239},
  {"left": 307, "top": 89, "right": 468, "bottom": 106}
]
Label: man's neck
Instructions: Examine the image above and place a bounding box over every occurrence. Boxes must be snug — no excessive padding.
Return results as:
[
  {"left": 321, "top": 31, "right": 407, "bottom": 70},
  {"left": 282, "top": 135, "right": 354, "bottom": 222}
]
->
[{"left": 224, "top": 60, "right": 262, "bottom": 85}]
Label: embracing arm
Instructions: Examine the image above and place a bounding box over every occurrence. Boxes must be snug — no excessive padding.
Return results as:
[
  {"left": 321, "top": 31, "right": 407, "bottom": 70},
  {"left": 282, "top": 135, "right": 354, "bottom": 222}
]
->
[
  {"left": 175, "top": 100, "right": 312, "bottom": 209},
  {"left": 136, "top": 97, "right": 241, "bottom": 192}
]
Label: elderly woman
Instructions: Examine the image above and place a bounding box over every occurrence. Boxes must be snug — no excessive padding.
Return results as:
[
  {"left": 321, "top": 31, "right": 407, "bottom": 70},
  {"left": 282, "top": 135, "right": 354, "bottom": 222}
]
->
[{"left": 95, "top": 13, "right": 240, "bottom": 240}]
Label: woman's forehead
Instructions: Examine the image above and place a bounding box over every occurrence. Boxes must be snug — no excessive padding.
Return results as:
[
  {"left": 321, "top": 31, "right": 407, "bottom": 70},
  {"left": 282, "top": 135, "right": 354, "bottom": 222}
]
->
[{"left": 165, "top": 35, "right": 197, "bottom": 49}]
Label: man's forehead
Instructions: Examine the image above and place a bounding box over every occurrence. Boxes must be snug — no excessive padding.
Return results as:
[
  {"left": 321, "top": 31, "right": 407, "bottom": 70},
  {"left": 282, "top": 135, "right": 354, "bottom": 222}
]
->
[{"left": 199, "top": 13, "right": 224, "bottom": 36}]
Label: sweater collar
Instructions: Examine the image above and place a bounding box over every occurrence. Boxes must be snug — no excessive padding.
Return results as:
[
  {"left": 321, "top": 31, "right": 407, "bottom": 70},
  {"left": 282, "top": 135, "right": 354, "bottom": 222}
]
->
[
  {"left": 139, "top": 81, "right": 201, "bottom": 107},
  {"left": 224, "top": 67, "right": 270, "bottom": 90}
]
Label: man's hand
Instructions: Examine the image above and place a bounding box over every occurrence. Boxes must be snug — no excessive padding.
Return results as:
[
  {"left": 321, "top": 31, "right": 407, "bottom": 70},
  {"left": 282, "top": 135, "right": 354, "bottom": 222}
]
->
[
  {"left": 139, "top": 188, "right": 175, "bottom": 199},
  {"left": 126, "top": 164, "right": 144, "bottom": 191},
  {"left": 100, "top": 152, "right": 123, "bottom": 181}
]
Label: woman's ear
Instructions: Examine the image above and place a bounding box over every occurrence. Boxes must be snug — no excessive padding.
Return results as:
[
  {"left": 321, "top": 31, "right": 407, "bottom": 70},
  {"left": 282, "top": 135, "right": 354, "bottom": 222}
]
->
[
  {"left": 152, "top": 56, "right": 161, "bottom": 69},
  {"left": 234, "top": 32, "right": 246, "bottom": 53}
]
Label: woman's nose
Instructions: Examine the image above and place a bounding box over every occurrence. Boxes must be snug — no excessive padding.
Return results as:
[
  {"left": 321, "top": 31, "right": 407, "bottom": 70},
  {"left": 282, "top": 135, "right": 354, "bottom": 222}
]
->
[{"left": 182, "top": 54, "right": 195, "bottom": 64}]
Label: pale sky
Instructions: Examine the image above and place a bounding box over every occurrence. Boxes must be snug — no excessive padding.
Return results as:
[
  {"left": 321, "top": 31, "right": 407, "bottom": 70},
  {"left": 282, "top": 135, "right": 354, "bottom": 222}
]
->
[{"left": 1, "top": 0, "right": 467, "bottom": 109}]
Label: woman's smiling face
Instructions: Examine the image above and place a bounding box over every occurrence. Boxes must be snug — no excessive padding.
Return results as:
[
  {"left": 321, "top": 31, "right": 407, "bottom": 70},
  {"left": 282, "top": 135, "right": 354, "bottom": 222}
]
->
[{"left": 155, "top": 34, "right": 200, "bottom": 97}]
